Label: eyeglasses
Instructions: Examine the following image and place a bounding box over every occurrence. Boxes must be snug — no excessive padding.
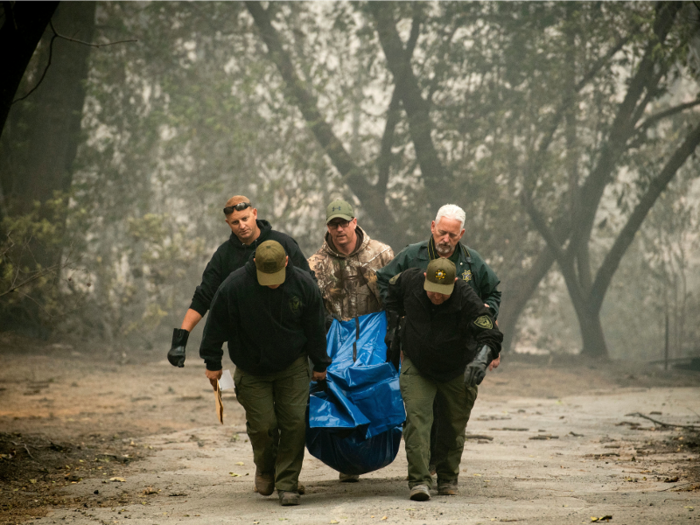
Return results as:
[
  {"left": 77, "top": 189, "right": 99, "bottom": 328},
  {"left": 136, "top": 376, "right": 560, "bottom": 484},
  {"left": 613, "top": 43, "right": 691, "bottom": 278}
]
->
[
  {"left": 223, "top": 202, "right": 251, "bottom": 215},
  {"left": 328, "top": 219, "right": 350, "bottom": 229}
]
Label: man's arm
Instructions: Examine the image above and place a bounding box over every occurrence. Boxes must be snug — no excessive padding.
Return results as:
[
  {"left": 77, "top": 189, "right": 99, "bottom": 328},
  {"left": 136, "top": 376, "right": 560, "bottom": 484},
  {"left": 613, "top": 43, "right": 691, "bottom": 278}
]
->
[
  {"left": 301, "top": 279, "right": 332, "bottom": 377},
  {"left": 181, "top": 309, "right": 203, "bottom": 331},
  {"left": 375, "top": 248, "right": 410, "bottom": 304},
  {"left": 458, "top": 283, "right": 503, "bottom": 360},
  {"left": 471, "top": 251, "right": 501, "bottom": 318},
  {"left": 461, "top": 291, "right": 503, "bottom": 388},
  {"left": 199, "top": 287, "right": 232, "bottom": 387},
  {"left": 189, "top": 251, "right": 225, "bottom": 319}
]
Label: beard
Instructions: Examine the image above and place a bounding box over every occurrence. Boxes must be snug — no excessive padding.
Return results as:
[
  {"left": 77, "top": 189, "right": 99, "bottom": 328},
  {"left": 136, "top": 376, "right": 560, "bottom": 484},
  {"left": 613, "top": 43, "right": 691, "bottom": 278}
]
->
[{"left": 436, "top": 242, "right": 453, "bottom": 256}]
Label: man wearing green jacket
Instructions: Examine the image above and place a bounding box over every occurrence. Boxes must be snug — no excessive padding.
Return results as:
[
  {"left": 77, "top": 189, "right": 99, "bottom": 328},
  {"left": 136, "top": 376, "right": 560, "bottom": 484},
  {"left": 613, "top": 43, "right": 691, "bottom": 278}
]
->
[
  {"left": 376, "top": 204, "right": 501, "bottom": 317},
  {"left": 376, "top": 203, "right": 502, "bottom": 478}
]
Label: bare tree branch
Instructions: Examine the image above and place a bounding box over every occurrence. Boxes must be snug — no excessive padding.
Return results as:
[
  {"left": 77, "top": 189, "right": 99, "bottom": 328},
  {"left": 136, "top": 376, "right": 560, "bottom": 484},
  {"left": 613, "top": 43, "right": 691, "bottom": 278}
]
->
[
  {"left": 12, "top": 20, "right": 137, "bottom": 105},
  {"left": 370, "top": 2, "right": 451, "bottom": 210},
  {"left": 634, "top": 97, "right": 700, "bottom": 135},
  {"left": 375, "top": 12, "right": 421, "bottom": 196},
  {"left": 590, "top": 121, "right": 700, "bottom": 311},
  {"left": 244, "top": 1, "right": 401, "bottom": 242}
]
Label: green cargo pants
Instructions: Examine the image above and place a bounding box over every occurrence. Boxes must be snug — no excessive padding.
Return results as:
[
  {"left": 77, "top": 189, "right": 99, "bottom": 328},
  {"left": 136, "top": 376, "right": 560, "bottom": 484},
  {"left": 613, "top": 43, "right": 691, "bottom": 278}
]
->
[
  {"left": 399, "top": 357, "right": 478, "bottom": 489},
  {"left": 233, "top": 356, "right": 310, "bottom": 492}
]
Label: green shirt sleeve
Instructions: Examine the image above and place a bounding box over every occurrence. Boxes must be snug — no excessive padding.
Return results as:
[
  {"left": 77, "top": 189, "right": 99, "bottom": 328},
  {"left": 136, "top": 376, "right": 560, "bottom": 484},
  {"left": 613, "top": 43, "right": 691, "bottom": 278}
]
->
[
  {"left": 467, "top": 248, "right": 501, "bottom": 319},
  {"left": 376, "top": 247, "right": 411, "bottom": 304}
]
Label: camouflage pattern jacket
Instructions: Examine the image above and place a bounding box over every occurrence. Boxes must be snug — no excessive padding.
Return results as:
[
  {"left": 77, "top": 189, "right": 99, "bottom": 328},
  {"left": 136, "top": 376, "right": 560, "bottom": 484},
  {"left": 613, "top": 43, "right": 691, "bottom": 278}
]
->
[{"left": 308, "top": 227, "right": 394, "bottom": 321}]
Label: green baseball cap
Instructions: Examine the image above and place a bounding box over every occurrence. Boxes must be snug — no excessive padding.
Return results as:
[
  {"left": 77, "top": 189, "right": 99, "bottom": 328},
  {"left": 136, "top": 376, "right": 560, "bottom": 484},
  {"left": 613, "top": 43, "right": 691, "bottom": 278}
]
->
[
  {"left": 255, "top": 240, "right": 287, "bottom": 286},
  {"left": 326, "top": 199, "right": 354, "bottom": 223},
  {"left": 424, "top": 258, "right": 456, "bottom": 295}
]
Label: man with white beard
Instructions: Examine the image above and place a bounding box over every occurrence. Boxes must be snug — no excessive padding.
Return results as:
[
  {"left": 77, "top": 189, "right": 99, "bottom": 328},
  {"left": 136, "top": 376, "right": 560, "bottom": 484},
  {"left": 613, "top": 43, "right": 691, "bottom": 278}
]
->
[{"left": 376, "top": 204, "right": 502, "bottom": 481}]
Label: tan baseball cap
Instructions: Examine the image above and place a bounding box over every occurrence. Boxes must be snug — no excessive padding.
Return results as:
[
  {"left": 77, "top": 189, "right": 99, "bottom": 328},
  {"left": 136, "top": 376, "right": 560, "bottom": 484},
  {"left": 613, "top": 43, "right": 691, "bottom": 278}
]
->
[
  {"left": 424, "top": 258, "right": 456, "bottom": 295},
  {"left": 255, "top": 240, "right": 287, "bottom": 286}
]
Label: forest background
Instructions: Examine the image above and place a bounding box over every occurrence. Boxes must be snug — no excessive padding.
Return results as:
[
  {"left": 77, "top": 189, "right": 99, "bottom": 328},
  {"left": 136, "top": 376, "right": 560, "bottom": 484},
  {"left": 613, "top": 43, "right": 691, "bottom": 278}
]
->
[{"left": 1, "top": 1, "right": 699, "bottom": 362}]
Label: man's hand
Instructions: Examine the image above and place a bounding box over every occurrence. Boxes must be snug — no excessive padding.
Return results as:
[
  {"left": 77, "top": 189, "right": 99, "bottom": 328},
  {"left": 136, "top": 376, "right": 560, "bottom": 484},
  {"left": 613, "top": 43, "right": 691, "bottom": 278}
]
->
[
  {"left": 312, "top": 370, "right": 327, "bottom": 382},
  {"left": 464, "top": 345, "right": 493, "bottom": 388},
  {"left": 167, "top": 328, "right": 189, "bottom": 367},
  {"left": 205, "top": 369, "right": 223, "bottom": 390}
]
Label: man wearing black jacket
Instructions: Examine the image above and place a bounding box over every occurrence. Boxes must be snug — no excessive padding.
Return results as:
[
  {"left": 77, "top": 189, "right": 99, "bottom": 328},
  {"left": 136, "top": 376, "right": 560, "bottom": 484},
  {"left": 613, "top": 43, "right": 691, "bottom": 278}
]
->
[
  {"left": 384, "top": 258, "right": 503, "bottom": 502},
  {"left": 168, "top": 195, "right": 313, "bottom": 367},
  {"left": 200, "top": 240, "right": 331, "bottom": 506}
]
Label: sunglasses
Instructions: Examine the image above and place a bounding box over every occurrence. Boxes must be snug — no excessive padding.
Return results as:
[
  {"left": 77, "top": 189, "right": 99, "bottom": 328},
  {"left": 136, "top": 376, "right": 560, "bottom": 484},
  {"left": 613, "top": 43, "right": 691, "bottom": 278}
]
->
[{"left": 223, "top": 202, "right": 251, "bottom": 215}]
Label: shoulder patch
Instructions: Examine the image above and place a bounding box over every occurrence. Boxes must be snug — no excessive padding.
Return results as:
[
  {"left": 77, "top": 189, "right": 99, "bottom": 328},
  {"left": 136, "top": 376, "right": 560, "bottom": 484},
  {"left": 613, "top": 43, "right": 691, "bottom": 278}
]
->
[
  {"left": 389, "top": 272, "right": 402, "bottom": 285},
  {"left": 474, "top": 315, "right": 493, "bottom": 330}
]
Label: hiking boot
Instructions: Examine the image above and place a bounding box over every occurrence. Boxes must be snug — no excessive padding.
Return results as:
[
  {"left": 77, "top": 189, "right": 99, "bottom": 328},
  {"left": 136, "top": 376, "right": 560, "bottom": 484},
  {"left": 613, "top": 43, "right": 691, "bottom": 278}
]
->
[
  {"left": 409, "top": 484, "right": 431, "bottom": 501},
  {"left": 339, "top": 472, "right": 360, "bottom": 482},
  {"left": 278, "top": 490, "right": 300, "bottom": 506},
  {"left": 254, "top": 469, "right": 274, "bottom": 496},
  {"left": 437, "top": 479, "right": 458, "bottom": 495}
]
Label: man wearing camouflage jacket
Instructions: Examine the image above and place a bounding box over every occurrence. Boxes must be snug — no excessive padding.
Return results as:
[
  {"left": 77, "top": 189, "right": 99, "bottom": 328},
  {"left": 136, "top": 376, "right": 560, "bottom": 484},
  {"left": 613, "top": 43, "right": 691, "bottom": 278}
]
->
[
  {"left": 308, "top": 198, "right": 394, "bottom": 482},
  {"left": 309, "top": 199, "right": 394, "bottom": 324}
]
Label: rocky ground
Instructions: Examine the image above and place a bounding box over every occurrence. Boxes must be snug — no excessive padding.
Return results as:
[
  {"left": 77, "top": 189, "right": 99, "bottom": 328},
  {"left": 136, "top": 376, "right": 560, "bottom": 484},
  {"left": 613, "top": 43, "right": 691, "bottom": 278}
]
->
[{"left": 1, "top": 334, "right": 699, "bottom": 524}]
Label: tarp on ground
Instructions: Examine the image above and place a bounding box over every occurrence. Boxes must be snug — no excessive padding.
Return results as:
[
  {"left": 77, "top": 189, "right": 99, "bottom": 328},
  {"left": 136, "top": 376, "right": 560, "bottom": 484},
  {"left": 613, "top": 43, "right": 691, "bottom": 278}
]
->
[{"left": 306, "top": 311, "right": 405, "bottom": 476}]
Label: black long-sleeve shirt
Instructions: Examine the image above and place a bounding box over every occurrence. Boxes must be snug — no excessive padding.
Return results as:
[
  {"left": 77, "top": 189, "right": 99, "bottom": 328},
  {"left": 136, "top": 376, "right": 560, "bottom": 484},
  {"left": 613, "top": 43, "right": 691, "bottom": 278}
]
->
[
  {"left": 199, "top": 259, "right": 331, "bottom": 375},
  {"left": 189, "top": 219, "right": 313, "bottom": 316},
  {"left": 385, "top": 267, "right": 503, "bottom": 382}
]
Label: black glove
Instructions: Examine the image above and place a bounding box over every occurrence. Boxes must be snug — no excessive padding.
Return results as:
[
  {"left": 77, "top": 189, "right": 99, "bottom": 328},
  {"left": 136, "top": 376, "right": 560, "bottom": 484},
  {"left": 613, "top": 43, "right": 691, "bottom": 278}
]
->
[
  {"left": 464, "top": 345, "right": 493, "bottom": 388},
  {"left": 384, "top": 310, "right": 399, "bottom": 350},
  {"left": 167, "top": 328, "right": 189, "bottom": 368}
]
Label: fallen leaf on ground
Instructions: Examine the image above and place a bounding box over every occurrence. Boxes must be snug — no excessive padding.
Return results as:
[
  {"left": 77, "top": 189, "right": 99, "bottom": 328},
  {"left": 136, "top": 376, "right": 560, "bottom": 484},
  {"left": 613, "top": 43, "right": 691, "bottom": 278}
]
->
[
  {"left": 591, "top": 516, "right": 612, "bottom": 522},
  {"left": 109, "top": 477, "right": 126, "bottom": 482}
]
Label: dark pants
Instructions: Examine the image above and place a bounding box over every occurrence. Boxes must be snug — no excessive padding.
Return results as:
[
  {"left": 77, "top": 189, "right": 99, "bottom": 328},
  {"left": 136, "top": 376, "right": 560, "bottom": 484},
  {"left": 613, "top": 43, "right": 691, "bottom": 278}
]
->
[
  {"left": 233, "top": 356, "right": 310, "bottom": 492},
  {"left": 399, "top": 357, "right": 478, "bottom": 488}
]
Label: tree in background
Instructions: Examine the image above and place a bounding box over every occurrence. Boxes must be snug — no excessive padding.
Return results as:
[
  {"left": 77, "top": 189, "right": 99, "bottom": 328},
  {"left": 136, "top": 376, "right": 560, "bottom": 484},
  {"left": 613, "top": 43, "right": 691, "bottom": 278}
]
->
[
  {"left": 513, "top": 2, "right": 700, "bottom": 358},
  {"left": 3, "top": 2, "right": 699, "bottom": 362},
  {"left": 0, "top": 2, "right": 96, "bottom": 334},
  {"left": 0, "top": 1, "right": 58, "bottom": 142}
]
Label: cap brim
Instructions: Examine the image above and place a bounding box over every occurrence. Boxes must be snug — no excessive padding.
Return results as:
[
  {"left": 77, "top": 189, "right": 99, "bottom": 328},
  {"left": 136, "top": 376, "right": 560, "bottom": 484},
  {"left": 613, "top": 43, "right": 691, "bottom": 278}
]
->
[
  {"left": 424, "top": 279, "right": 454, "bottom": 295},
  {"left": 326, "top": 212, "right": 354, "bottom": 223},
  {"left": 257, "top": 268, "right": 286, "bottom": 286}
]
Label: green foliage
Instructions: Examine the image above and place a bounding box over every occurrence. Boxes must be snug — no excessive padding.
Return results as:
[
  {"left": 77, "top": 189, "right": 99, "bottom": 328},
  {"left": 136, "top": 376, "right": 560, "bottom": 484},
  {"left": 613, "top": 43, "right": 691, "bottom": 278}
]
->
[{"left": 0, "top": 195, "right": 83, "bottom": 329}]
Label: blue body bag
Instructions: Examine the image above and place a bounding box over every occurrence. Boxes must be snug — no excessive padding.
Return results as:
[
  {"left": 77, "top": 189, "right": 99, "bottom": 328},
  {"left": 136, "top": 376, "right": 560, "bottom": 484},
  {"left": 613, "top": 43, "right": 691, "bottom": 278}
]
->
[{"left": 306, "top": 311, "right": 405, "bottom": 476}]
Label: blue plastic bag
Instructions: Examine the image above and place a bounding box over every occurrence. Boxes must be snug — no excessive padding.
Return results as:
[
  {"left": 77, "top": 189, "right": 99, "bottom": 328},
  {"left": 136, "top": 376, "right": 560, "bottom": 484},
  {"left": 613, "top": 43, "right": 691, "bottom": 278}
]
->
[{"left": 306, "top": 311, "right": 405, "bottom": 476}]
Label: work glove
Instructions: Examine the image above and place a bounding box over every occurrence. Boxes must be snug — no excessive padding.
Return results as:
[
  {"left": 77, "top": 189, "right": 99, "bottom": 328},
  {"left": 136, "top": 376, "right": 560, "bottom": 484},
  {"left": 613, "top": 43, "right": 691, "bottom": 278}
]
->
[
  {"left": 167, "top": 328, "right": 189, "bottom": 368},
  {"left": 464, "top": 345, "right": 493, "bottom": 388}
]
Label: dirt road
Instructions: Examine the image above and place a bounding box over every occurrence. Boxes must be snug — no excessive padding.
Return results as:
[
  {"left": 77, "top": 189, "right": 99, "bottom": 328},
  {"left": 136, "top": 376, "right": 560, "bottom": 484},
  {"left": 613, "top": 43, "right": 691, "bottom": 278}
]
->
[{"left": 1, "top": 338, "right": 699, "bottom": 524}]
